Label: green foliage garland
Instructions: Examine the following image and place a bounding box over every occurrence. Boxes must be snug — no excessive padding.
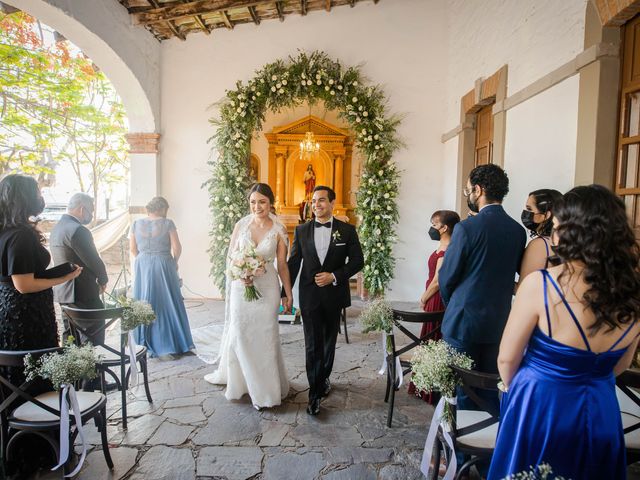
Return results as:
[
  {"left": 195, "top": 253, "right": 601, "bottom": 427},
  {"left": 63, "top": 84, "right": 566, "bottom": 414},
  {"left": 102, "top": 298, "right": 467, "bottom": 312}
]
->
[{"left": 206, "top": 51, "right": 402, "bottom": 295}]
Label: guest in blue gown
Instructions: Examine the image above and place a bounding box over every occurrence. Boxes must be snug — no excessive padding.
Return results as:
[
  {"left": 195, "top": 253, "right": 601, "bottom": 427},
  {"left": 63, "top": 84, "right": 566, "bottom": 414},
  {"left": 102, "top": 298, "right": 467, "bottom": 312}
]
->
[
  {"left": 130, "top": 196, "right": 194, "bottom": 358},
  {"left": 489, "top": 185, "right": 640, "bottom": 480}
]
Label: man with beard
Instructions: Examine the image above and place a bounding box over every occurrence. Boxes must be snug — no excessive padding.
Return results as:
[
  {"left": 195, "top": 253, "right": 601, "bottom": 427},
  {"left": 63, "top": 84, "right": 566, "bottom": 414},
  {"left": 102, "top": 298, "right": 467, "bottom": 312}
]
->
[
  {"left": 438, "top": 164, "right": 525, "bottom": 394},
  {"left": 51, "top": 193, "right": 109, "bottom": 345}
]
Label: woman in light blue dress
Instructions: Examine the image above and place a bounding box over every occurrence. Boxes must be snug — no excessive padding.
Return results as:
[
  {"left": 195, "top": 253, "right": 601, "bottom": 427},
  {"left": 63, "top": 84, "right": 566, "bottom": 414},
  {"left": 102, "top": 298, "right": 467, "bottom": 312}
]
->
[{"left": 130, "top": 196, "right": 194, "bottom": 358}]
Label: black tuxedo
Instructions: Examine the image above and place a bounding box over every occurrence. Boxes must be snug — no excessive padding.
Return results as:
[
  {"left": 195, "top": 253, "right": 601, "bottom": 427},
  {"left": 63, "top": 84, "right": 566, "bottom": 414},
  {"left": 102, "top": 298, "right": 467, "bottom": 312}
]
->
[{"left": 287, "top": 218, "right": 364, "bottom": 401}]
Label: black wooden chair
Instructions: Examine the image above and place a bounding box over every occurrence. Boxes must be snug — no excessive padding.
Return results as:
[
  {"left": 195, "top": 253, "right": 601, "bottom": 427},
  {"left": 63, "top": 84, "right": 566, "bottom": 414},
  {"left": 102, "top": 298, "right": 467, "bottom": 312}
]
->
[
  {"left": 385, "top": 304, "right": 444, "bottom": 427},
  {"left": 62, "top": 306, "right": 153, "bottom": 430},
  {"left": 0, "top": 347, "right": 113, "bottom": 475},
  {"left": 617, "top": 368, "right": 640, "bottom": 464},
  {"left": 431, "top": 365, "right": 499, "bottom": 480},
  {"left": 338, "top": 308, "right": 349, "bottom": 344}
]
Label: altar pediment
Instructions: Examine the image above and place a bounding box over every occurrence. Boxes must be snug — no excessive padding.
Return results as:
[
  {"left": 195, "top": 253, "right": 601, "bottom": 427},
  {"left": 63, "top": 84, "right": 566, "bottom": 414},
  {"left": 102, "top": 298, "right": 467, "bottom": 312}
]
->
[{"left": 269, "top": 115, "right": 349, "bottom": 138}]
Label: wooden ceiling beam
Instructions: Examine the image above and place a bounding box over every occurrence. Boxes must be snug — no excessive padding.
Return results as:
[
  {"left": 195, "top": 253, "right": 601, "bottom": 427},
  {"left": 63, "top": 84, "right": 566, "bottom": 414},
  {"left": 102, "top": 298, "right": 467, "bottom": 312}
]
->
[
  {"left": 220, "top": 10, "right": 234, "bottom": 29},
  {"left": 147, "top": 0, "right": 186, "bottom": 40},
  {"left": 275, "top": 1, "right": 285, "bottom": 22},
  {"left": 134, "top": 0, "right": 277, "bottom": 25},
  {"left": 301, "top": 0, "right": 307, "bottom": 16},
  {"left": 181, "top": 0, "right": 211, "bottom": 34},
  {"left": 248, "top": 5, "right": 260, "bottom": 25},
  {"left": 325, "top": 0, "right": 331, "bottom": 12}
]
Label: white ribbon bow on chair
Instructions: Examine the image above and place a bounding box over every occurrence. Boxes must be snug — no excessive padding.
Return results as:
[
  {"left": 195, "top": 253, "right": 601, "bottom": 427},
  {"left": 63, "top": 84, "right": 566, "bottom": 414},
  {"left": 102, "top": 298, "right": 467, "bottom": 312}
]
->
[
  {"left": 420, "top": 396, "right": 457, "bottom": 480},
  {"left": 377, "top": 332, "right": 403, "bottom": 388},
  {"left": 127, "top": 331, "right": 139, "bottom": 387},
  {"left": 52, "top": 384, "right": 88, "bottom": 477}
]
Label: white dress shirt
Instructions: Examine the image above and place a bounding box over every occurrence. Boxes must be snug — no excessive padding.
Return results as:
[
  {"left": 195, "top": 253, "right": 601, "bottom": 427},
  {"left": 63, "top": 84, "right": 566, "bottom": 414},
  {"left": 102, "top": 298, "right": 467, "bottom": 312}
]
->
[{"left": 314, "top": 216, "right": 333, "bottom": 265}]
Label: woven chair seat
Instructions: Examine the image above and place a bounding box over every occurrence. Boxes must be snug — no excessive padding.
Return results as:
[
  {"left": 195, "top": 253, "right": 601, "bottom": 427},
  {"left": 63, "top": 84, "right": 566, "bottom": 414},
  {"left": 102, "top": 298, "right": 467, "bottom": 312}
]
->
[{"left": 11, "top": 391, "right": 103, "bottom": 423}]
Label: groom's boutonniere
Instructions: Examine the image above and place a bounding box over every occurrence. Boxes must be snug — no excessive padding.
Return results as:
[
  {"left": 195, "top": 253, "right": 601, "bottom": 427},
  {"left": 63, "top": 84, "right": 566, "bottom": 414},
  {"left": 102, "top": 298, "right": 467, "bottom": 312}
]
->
[{"left": 332, "top": 230, "right": 342, "bottom": 244}]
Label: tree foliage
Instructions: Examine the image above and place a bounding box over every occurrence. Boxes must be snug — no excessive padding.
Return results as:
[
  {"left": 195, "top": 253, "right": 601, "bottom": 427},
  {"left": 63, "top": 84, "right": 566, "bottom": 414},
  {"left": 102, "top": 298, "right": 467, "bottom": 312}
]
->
[{"left": 0, "top": 12, "right": 127, "bottom": 217}]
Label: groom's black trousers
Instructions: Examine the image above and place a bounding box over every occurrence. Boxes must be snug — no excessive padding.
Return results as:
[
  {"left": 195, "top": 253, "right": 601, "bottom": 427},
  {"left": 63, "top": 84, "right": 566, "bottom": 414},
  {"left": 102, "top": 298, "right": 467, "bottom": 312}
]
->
[{"left": 302, "top": 302, "right": 342, "bottom": 401}]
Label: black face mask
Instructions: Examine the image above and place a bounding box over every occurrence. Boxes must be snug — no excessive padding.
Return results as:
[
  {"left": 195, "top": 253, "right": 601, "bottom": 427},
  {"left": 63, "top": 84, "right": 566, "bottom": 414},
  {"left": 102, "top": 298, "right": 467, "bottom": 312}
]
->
[
  {"left": 428, "top": 226, "right": 441, "bottom": 241},
  {"left": 521, "top": 210, "right": 539, "bottom": 232},
  {"left": 466, "top": 195, "right": 479, "bottom": 213}
]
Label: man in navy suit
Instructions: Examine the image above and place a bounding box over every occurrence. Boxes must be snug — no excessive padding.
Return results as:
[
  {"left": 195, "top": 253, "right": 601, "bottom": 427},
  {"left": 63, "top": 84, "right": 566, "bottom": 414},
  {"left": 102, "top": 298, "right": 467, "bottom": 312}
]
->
[{"left": 439, "top": 164, "right": 526, "bottom": 382}]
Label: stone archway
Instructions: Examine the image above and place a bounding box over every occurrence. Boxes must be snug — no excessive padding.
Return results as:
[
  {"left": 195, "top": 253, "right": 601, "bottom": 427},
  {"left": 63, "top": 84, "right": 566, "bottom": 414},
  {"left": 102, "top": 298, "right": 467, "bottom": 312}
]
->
[{"left": 4, "top": 0, "right": 161, "bottom": 210}]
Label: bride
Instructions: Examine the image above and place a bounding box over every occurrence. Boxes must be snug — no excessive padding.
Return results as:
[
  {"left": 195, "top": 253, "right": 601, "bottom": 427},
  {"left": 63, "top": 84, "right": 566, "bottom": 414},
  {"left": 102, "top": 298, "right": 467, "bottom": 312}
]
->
[{"left": 204, "top": 183, "right": 293, "bottom": 409}]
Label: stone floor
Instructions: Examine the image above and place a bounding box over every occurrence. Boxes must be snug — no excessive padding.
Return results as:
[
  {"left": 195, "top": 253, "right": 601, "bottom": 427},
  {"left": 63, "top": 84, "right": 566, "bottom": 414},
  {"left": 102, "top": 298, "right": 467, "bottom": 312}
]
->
[
  {"left": 28, "top": 298, "right": 640, "bottom": 480},
  {"left": 33, "top": 299, "right": 431, "bottom": 480}
]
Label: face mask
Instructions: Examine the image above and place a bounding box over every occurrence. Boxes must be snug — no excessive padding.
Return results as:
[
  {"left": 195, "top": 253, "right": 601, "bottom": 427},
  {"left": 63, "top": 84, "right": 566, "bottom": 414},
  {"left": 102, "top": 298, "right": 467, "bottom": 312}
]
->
[
  {"left": 81, "top": 207, "right": 93, "bottom": 225},
  {"left": 428, "top": 226, "right": 441, "bottom": 241},
  {"left": 30, "top": 196, "right": 45, "bottom": 216},
  {"left": 521, "top": 210, "right": 538, "bottom": 232},
  {"left": 466, "top": 194, "right": 479, "bottom": 213}
]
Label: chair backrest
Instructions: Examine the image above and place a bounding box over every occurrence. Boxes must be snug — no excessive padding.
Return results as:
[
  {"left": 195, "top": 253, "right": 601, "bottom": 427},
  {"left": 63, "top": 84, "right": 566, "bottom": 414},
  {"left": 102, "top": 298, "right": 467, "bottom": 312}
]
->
[
  {"left": 617, "top": 368, "right": 640, "bottom": 438},
  {"left": 451, "top": 365, "right": 501, "bottom": 419},
  {"left": 393, "top": 309, "right": 445, "bottom": 324},
  {"left": 61, "top": 306, "right": 124, "bottom": 347},
  {"left": 0, "top": 348, "right": 63, "bottom": 419}
]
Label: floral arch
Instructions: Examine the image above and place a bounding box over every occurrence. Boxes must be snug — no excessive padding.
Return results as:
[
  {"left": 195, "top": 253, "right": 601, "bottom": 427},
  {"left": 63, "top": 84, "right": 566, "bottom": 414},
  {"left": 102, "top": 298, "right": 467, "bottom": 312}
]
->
[{"left": 206, "top": 51, "right": 401, "bottom": 296}]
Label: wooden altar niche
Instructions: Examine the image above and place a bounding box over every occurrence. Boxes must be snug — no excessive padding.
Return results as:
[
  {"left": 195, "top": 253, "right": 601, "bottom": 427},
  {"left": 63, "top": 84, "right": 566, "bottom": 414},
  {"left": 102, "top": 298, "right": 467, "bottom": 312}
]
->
[{"left": 263, "top": 115, "right": 356, "bottom": 237}]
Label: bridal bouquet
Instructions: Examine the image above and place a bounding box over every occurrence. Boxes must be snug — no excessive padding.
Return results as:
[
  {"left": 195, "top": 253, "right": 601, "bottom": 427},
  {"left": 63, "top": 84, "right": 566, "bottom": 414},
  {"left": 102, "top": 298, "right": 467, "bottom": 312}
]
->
[{"left": 229, "top": 245, "right": 267, "bottom": 301}]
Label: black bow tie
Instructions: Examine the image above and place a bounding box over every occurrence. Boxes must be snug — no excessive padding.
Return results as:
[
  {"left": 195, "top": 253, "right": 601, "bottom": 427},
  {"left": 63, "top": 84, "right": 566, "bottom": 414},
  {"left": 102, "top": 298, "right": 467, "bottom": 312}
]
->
[{"left": 314, "top": 221, "right": 331, "bottom": 228}]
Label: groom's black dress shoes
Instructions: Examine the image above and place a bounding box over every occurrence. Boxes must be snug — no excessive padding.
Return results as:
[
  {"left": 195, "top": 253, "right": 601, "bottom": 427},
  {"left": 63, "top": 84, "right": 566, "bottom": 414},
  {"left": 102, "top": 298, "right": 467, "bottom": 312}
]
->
[{"left": 306, "top": 398, "right": 321, "bottom": 415}]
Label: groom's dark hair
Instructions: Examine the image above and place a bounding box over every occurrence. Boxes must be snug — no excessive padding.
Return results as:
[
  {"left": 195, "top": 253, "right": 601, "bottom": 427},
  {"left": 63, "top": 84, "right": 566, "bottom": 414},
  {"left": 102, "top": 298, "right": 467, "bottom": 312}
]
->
[{"left": 313, "top": 185, "right": 336, "bottom": 202}]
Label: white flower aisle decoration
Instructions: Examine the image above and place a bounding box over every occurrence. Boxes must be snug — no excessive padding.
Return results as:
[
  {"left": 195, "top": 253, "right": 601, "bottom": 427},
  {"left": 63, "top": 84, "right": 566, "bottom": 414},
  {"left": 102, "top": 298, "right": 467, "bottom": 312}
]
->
[
  {"left": 411, "top": 340, "right": 473, "bottom": 480},
  {"left": 505, "top": 463, "right": 569, "bottom": 480},
  {"left": 115, "top": 296, "right": 156, "bottom": 387},
  {"left": 24, "top": 339, "right": 99, "bottom": 476},
  {"left": 206, "top": 51, "right": 402, "bottom": 296}
]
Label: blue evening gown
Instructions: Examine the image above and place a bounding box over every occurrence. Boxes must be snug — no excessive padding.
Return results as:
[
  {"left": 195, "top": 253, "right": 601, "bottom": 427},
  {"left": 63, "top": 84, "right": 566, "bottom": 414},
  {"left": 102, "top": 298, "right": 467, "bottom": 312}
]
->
[
  {"left": 488, "top": 270, "right": 636, "bottom": 480},
  {"left": 132, "top": 218, "right": 194, "bottom": 357}
]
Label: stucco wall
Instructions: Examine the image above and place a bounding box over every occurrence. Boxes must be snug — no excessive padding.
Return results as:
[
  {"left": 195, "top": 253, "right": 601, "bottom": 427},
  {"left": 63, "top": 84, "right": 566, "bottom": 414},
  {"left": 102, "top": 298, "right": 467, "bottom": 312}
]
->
[{"left": 160, "top": 0, "right": 447, "bottom": 299}]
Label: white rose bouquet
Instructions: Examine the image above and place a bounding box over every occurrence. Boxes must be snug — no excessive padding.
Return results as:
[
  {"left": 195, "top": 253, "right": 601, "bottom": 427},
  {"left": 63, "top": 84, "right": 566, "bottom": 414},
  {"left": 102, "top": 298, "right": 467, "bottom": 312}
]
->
[{"left": 229, "top": 244, "right": 267, "bottom": 301}]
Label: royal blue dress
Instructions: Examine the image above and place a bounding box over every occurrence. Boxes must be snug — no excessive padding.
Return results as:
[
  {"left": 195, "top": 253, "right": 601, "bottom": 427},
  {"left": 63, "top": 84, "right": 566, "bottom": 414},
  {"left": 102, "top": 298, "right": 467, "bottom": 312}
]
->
[
  {"left": 488, "top": 270, "right": 636, "bottom": 480},
  {"left": 132, "top": 218, "right": 194, "bottom": 357}
]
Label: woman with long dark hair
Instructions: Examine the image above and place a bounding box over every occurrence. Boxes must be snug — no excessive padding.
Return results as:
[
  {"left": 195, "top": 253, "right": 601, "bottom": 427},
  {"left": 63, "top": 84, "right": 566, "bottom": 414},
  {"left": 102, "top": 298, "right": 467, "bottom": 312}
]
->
[
  {"left": 517, "top": 188, "right": 563, "bottom": 289},
  {"left": 0, "top": 174, "right": 81, "bottom": 476},
  {"left": 489, "top": 184, "right": 640, "bottom": 479}
]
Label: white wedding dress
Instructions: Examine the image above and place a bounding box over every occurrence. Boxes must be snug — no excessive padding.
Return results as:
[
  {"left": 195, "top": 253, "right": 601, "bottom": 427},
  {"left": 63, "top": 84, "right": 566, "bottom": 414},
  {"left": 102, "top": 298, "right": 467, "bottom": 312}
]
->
[{"left": 203, "top": 214, "right": 289, "bottom": 408}]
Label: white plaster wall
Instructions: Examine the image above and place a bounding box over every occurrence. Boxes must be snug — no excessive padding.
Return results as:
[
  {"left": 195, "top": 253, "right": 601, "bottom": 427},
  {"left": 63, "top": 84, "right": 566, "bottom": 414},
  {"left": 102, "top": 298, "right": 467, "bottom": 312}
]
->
[
  {"left": 161, "top": 0, "right": 448, "bottom": 299},
  {"left": 441, "top": 0, "right": 587, "bottom": 235},
  {"left": 9, "top": 0, "right": 161, "bottom": 132}
]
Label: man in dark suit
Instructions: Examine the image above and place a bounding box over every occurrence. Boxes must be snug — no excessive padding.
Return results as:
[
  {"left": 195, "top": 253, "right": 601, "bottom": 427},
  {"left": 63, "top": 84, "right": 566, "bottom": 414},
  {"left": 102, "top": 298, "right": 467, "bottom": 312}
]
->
[
  {"left": 439, "top": 164, "right": 526, "bottom": 383},
  {"left": 50, "top": 193, "right": 108, "bottom": 342},
  {"left": 287, "top": 185, "right": 364, "bottom": 415}
]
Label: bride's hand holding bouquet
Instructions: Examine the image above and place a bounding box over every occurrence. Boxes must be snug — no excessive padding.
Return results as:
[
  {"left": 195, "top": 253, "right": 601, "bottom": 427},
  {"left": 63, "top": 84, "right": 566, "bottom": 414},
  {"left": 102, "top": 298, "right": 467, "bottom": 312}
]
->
[{"left": 230, "top": 245, "right": 267, "bottom": 301}]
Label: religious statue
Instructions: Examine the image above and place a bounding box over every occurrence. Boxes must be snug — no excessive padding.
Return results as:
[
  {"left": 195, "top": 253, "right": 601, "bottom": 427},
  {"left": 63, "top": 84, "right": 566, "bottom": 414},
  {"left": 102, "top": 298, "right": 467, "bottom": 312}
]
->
[{"left": 303, "top": 164, "right": 316, "bottom": 196}]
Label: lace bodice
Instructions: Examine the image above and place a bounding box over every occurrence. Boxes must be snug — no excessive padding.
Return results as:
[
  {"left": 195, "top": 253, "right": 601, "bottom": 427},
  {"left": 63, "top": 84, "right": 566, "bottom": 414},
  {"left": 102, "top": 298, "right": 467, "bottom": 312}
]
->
[
  {"left": 230, "top": 215, "right": 288, "bottom": 264},
  {"left": 133, "top": 218, "right": 176, "bottom": 255}
]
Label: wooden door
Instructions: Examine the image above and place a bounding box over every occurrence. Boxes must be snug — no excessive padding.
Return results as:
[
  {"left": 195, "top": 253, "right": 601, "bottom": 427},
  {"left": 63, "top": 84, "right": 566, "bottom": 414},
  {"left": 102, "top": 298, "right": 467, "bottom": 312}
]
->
[
  {"left": 616, "top": 15, "right": 640, "bottom": 237},
  {"left": 475, "top": 104, "right": 493, "bottom": 166}
]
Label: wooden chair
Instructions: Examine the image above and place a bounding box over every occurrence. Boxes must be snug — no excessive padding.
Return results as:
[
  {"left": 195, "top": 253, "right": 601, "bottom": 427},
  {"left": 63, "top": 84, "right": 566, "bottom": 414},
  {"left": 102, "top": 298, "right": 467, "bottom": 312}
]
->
[
  {"left": 616, "top": 368, "right": 640, "bottom": 464},
  {"left": 0, "top": 347, "right": 113, "bottom": 475},
  {"left": 432, "top": 365, "right": 500, "bottom": 480},
  {"left": 62, "top": 306, "right": 153, "bottom": 430},
  {"left": 385, "top": 303, "right": 444, "bottom": 427},
  {"left": 338, "top": 308, "right": 349, "bottom": 344}
]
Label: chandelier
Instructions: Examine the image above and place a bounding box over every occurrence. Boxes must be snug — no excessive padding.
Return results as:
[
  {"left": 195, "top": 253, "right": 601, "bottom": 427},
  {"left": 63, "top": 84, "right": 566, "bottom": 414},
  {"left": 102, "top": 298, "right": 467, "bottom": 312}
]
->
[{"left": 299, "top": 131, "right": 320, "bottom": 159}]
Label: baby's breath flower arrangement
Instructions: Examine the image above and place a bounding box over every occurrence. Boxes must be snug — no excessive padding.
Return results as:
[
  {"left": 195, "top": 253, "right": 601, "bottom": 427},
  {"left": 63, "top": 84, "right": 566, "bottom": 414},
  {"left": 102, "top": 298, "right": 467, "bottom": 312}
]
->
[
  {"left": 360, "top": 297, "right": 393, "bottom": 334},
  {"left": 206, "top": 50, "right": 402, "bottom": 295},
  {"left": 24, "top": 340, "right": 97, "bottom": 390},
  {"left": 118, "top": 296, "right": 156, "bottom": 332},
  {"left": 505, "top": 463, "right": 568, "bottom": 480},
  {"left": 411, "top": 340, "right": 473, "bottom": 424}
]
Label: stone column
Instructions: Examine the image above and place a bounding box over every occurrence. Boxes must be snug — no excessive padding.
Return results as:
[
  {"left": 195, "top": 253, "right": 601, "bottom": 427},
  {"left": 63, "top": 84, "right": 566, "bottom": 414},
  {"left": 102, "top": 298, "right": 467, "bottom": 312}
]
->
[
  {"left": 334, "top": 154, "right": 344, "bottom": 205},
  {"left": 126, "top": 133, "right": 160, "bottom": 213},
  {"left": 275, "top": 152, "right": 285, "bottom": 207}
]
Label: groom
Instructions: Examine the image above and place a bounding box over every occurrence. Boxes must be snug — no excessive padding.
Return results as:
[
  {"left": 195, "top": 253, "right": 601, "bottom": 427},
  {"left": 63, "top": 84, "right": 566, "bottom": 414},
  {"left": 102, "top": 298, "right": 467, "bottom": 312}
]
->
[{"left": 287, "top": 185, "right": 364, "bottom": 415}]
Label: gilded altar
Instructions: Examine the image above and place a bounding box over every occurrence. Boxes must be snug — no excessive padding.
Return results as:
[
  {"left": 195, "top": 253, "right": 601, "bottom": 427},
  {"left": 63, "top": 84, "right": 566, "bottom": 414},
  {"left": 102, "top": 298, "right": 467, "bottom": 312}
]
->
[{"left": 261, "top": 115, "right": 357, "bottom": 236}]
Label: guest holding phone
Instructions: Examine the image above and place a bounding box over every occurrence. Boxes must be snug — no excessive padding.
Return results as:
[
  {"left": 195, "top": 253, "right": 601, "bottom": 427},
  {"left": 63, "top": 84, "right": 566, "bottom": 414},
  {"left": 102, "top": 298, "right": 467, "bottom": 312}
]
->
[{"left": 0, "top": 174, "right": 81, "bottom": 477}]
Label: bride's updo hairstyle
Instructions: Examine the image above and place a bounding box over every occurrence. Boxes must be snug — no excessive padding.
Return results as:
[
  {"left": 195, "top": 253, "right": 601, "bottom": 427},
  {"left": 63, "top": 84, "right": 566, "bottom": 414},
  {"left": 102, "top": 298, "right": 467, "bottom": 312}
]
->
[
  {"left": 248, "top": 183, "right": 275, "bottom": 205},
  {"left": 146, "top": 196, "right": 169, "bottom": 214},
  {"left": 553, "top": 184, "right": 640, "bottom": 333}
]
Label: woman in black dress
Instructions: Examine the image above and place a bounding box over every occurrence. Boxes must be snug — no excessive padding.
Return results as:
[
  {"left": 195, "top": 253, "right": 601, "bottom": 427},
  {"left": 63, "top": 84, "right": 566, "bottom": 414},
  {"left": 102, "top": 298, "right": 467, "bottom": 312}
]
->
[{"left": 0, "top": 174, "right": 81, "bottom": 477}]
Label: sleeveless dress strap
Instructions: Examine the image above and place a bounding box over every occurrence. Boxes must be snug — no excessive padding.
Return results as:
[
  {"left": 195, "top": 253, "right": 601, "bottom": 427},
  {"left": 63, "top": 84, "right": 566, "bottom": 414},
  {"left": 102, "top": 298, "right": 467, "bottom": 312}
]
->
[
  {"left": 540, "top": 270, "right": 553, "bottom": 338},
  {"left": 607, "top": 320, "right": 638, "bottom": 352},
  {"left": 544, "top": 271, "right": 592, "bottom": 352}
]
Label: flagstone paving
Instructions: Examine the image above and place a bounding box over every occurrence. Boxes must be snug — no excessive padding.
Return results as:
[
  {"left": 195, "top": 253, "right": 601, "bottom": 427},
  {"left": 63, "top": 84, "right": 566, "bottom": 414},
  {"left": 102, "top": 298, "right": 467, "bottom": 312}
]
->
[{"left": 29, "top": 299, "right": 640, "bottom": 479}]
